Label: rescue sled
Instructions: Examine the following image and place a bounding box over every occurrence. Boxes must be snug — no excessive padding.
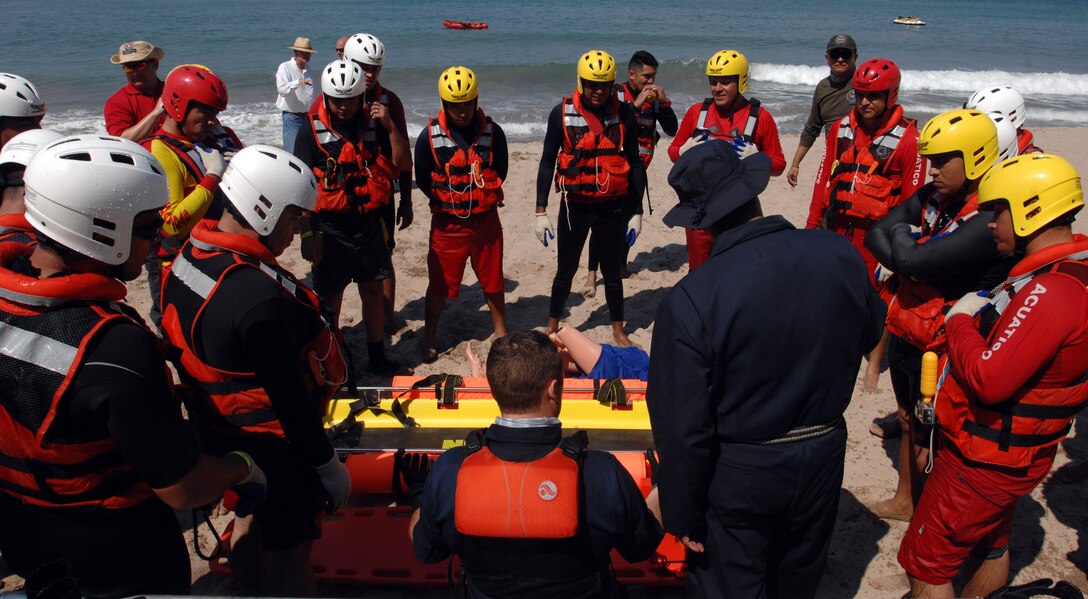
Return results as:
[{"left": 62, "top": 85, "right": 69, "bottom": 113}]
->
[
  {"left": 206, "top": 375, "right": 686, "bottom": 588},
  {"left": 443, "top": 19, "right": 489, "bottom": 30}
]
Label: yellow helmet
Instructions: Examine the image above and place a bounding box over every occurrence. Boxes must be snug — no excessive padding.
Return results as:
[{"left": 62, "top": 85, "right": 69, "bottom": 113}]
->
[
  {"left": 706, "top": 49, "right": 749, "bottom": 93},
  {"left": 577, "top": 50, "right": 616, "bottom": 92},
  {"left": 918, "top": 109, "right": 999, "bottom": 181},
  {"left": 979, "top": 153, "right": 1083, "bottom": 237},
  {"left": 438, "top": 66, "right": 478, "bottom": 104}
]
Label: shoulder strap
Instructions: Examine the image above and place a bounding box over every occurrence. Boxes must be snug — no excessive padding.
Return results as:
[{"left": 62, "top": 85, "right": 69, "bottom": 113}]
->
[
  {"left": 743, "top": 98, "right": 761, "bottom": 141},
  {"left": 152, "top": 135, "right": 204, "bottom": 180},
  {"left": 463, "top": 428, "right": 488, "bottom": 455},
  {"left": 558, "top": 430, "right": 588, "bottom": 462}
]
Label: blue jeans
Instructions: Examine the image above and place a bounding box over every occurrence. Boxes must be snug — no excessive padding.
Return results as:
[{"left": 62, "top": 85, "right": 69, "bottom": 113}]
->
[{"left": 281, "top": 111, "right": 306, "bottom": 155}]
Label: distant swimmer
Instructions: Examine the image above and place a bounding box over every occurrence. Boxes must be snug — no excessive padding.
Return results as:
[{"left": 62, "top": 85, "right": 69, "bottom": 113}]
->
[
  {"left": 965, "top": 85, "right": 1042, "bottom": 154},
  {"left": 668, "top": 49, "right": 786, "bottom": 271},
  {"left": 535, "top": 50, "right": 646, "bottom": 347},
  {"left": 787, "top": 33, "right": 858, "bottom": 189},
  {"left": 103, "top": 40, "right": 167, "bottom": 141},
  {"left": 414, "top": 66, "right": 509, "bottom": 362}
]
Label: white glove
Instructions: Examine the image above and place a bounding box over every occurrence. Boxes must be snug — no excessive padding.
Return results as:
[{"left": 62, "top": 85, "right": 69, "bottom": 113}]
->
[
  {"left": 678, "top": 135, "right": 705, "bottom": 156},
  {"left": 875, "top": 264, "right": 895, "bottom": 284},
  {"left": 945, "top": 291, "right": 990, "bottom": 324},
  {"left": 314, "top": 455, "right": 352, "bottom": 513},
  {"left": 734, "top": 140, "right": 760, "bottom": 160},
  {"left": 626, "top": 214, "right": 642, "bottom": 247},
  {"left": 195, "top": 144, "right": 226, "bottom": 178},
  {"left": 535, "top": 213, "right": 555, "bottom": 247}
]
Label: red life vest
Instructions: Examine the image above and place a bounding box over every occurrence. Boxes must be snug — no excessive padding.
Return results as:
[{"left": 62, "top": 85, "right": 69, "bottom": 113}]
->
[
  {"left": 160, "top": 221, "right": 347, "bottom": 438},
  {"left": 885, "top": 187, "right": 981, "bottom": 351},
  {"left": 825, "top": 106, "right": 915, "bottom": 224},
  {"left": 616, "top": 82, "right": 666, "bottom": 167},
  {"left": 691, "top": 97, "right": 761, "bottom": 142},
  {"left": 0, "top": 243, "right": 153, "bottom": 509},
  {"left": 143, "top": 125, "right": 243, "bottom": 183},
  {"left": 0, "top": 213, "right": 35, "bottom": 246},
  {"left": 554, "top": 94, "right": 630, "bottom": 202},
  {"left": 426, "top": 109, "right": 504, "bottom": 216},
  {"left": 1017, "top": 128, "right": 1042, "bottom": 155},
  {"left": 455, "top": 429, "right": 585, "bottom": 539},
  {"left": 307, "top": 100, "right": 395, "bottom": 214},
  {"left": 935, "top": 242, "right": 1088, "bottom": 468}
]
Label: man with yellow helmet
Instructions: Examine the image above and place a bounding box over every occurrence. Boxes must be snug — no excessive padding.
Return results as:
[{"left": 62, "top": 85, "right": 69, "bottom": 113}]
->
[
  {"left": 668, "top": 49, "right": 786, "bottom": 270},
  {"left": 899, "top": 154, "right": 1088, "bottom": 598},
  {"left": 414, "top": 66, "right": 509, "bottom": 362},
  {"left": 535, "top": 50, "right": 646, "bottom": 346},
  {"left": 864, "top": 109, "right": 1017, "bottom": 522}
]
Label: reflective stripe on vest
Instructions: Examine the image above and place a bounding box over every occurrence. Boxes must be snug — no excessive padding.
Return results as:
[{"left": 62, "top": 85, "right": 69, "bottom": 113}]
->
[
  {"left": 694, "top": 98, "right": 760, "bottom": 141},
  {"left": 0, "top": 321, "right": 77, "bottom": 374}
]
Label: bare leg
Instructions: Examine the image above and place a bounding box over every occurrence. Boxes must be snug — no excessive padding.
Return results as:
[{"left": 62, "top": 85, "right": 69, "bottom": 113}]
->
[
  {"left": 322, "top": 289, "right": 346, "bottom": 329},
  {"left": 484, "top": 291, "right": 507, "bottom": 338},
  {"left": 870, "top": 407, "right": 914, "bottom": 521},
  {"left": 554, "top": 325, "right": 604, "bottom": 375},
  {"left": 466, "top": 342, "right": 486, "bottom": 378},
  {"left": 583, "top": 269, "right": 597, "bottom": 298},
  {"left": 261, "top": 542, "right": 315, "bottom": 597},
  {"left": 960, "top": 553, "right": 1009, "bottom": 598},
  {"left": 863, "top": 329, "right": 890, "bottom": 393},
  {"left": 422, "top": 286, "right": 445, "bottom": 363},
  {"left": 612, "top": 320, "right": 633, "bottom": 347},
  {"left": 908, "top": 575, "right": 955, "bottom": 598},
  {"left": 546, "top": 316, "right": 560, "bottom": 335}
]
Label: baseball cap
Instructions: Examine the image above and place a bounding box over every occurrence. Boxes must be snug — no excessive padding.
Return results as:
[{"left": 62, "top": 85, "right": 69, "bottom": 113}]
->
[{"left": 826, "top": 33, "right": 857, "bottom": 53}]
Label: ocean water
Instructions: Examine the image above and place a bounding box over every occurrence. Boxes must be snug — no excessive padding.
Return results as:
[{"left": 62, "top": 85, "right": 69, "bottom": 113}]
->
[{"left": 7, "top": 0, "right": 1088, "bottom": 144}]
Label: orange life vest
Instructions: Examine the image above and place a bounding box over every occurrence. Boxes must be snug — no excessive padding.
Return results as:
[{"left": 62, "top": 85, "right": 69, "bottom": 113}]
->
[
  {"left": 455, "top": 429, "right": 585, "bottom": 539},
  {"left": 885, "top": 187, "right": 981, "bottom": 351},
  {"left": 691, "top": 97, "right": 761, "bottom": 142},
  {"left": 0, "top": 243, "right": 153, "bottom": 509},
  {"left": 616, "top": 82, "right": 666, "bottom": 167},
  {"left": 554, "top": 94, "right": 630, "bottom": 201},
  {"left": 825, "top": 106, "right": 915, "bottom": 223},
  {"left": 308, "top": 100, "right": 395, "bottom": 214},
  {"left": 935, "top": 245, "right": 1088, "bottom": 468},
  {"left": 0, "top": 213, "right": 35, "bottom": 246},
  {"left": 160, "top": 221, "right": 346, "bottom": 438},
  {"left": 1017, "top": 128, "right": 1042, "bottom": 155},
  {"left": 427, "top": 109, "right": 504, "bottom": 216}
]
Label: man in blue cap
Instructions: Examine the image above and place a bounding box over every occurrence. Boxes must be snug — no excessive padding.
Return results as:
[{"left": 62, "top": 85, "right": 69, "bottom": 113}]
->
[{"left": 646, "top": 140, "right": 885, "bottom": 598}]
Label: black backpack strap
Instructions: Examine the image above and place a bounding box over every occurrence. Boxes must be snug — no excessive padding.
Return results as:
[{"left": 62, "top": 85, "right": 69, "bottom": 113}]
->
[{"left": 463, "top": 428, "right": 488, "bottom": 456}]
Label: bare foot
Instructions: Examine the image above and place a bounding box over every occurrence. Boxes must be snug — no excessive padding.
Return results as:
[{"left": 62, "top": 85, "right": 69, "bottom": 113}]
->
[
  {"left": 613, "top": 332, "right": 634, "bottom": 347},
  {"left": 421, "top": 340, "right": 438, "bottom": 364},
  {"left": 465, "top": 343, "right": 486, "bottom": 378},
  {"left": 869, "top": 412, "right": 902, "bottom": 439},
  {"left": 869, "top": 497, "right": 913, "bottom": 522}
]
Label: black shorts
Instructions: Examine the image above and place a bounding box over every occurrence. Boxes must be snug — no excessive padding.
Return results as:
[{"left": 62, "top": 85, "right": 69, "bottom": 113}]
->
[
  {"left": 379, "top": 199, "right": 396, "bottom": 251},
  {"left": 202, "top": 433, "right": 325, "bottom": 551},
  {"left": 312, "top": 211, "right": 393, "bottom": 298}
]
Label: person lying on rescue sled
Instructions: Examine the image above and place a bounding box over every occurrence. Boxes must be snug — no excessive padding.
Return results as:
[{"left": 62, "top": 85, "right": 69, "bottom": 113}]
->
[
  {"left": 159, "top": 145, "right": 351, "bottom": 595},
  {"left": 0, "top": 136, "right": 266, "bottom": 598},
  {"left": 898, "top": 154, "right": 1088, "bottom": 598},
  {"left": 410, "top": 330, "right": 664, "bottom": 598}
]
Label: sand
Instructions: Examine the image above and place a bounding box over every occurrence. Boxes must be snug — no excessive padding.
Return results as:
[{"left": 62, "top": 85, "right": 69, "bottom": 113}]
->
[{"left": 3, "top": 128, "right": 1085, "bottom": 597}]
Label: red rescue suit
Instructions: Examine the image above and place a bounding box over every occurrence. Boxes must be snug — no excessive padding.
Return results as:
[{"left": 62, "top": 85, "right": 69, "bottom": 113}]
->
[
  {"left": 616, "top": 82, "right": 668, "bottom": 167},
  {"left": 308, "top": 100, "right": 396, "bottom": 214},
  {"left": 0, "top": 244, "right": 152, "bottom": 509},
  {"left": 936, "top": 240, "right": 1088, "bottom": 468},
  {"left": 554, "top": 93, "right": 630, "bottom": 202},
  {"left": 885, "top": 189, "right": 981, "bottom": 351},
  {"left": 427, "top": 109, "right": 503, "bottom": 216},
  {"left": 160, "top": 221, "right": 346, "bottom": 438}
]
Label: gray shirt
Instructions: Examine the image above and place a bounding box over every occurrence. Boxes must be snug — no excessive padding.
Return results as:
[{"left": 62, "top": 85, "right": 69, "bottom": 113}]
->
[{"left": 799, "top": 75, "right": 855, "bottom": 148}]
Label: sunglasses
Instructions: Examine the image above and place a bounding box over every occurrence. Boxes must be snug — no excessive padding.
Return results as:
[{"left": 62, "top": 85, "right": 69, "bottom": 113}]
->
[
  {"left": 336, "top": 48, "right": 345, "bottom": 55},
  {"left": 829, "top": 49, "right": 854, "bottom": 61},
  {"left": 122, "top": 61, "right": 153, "bottom": 73}
]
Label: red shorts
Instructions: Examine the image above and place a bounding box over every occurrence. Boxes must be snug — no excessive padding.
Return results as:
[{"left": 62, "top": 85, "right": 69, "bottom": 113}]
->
[
  {"left": 427, "top": 210, "right": 504, "bottom": 299},
  {"left": 685, "top": 228, "right": 713, "bottom": 271},
  {"left": 897, "top": 443, "right": 1049, "bottom": 585}
]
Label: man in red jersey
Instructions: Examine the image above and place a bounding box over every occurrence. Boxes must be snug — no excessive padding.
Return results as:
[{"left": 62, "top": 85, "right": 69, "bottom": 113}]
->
[{"left": 104, "top": 40, "right": 167, "bottom": 141}]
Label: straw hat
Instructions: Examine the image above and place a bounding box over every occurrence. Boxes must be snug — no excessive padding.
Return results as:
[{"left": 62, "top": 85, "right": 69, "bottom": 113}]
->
[
  {"left": 110, "top": 40, "right": 165, "bottom": 65},
  {"left": 288, "top": 37, "right": 317, "bottom": 54}
]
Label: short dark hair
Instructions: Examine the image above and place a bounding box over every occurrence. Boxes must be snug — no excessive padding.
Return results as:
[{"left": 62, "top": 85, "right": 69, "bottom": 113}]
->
[
  {"left": 486, "top": 331, "right": 562, "bottom": 414},
  {"left": 629, "top": 50, "right": 658, "bottom": 72}
]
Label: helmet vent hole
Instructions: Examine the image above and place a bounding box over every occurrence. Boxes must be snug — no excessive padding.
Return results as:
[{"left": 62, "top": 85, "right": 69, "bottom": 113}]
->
[
  {"left": 949, "top": 116, "right": 963, "bottom": 125},
  {"left": 287, "top": 161, "right": 302, "bottom": 174},
  {"left": 93, "top": 217, "right": 116, "bottom": 231},
  {"left": 257, "top": 195, "right": 273, "bottom": 211},
  {"left": 109, "top": 153, "right": 135, "bottom": 166},
  {"left": 91, "top": 232, "right": 115, "bottom": 247},
  {"left": 258, "top": 150, "right": 277, "bottom": 159},
  {"left": 60, "top": 152, "right": 92, "bottom": 162}
]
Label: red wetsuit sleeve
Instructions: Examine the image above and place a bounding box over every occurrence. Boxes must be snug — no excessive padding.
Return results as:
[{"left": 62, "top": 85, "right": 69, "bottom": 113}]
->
[
  {"left": 806, "top": 121, "right": 839, "bottom": 229},
  {"left": 753, "top": 110, "right": 786, "bottom": 176},
  {"left": 667, "top": 104, "right": 702, "bottom": 163},
  {"left": 946, "top": 273, "right": 1088, "bottom": 404}
]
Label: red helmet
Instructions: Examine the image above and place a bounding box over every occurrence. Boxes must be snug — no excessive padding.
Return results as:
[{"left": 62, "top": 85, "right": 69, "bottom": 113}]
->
[
  {"left": 162, "top": 65, "right": 228, "bottom": 122},
  {"left": 853, "top": 58, "right": 901, "bottom": 107}
]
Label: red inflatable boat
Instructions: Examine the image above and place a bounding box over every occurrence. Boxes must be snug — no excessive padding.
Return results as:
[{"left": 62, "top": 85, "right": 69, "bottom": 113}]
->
[{"left": 443, "top": 19, "right": 489, "bottom": 30}]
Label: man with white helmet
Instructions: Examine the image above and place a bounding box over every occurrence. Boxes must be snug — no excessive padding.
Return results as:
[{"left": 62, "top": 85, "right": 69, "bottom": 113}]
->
[
  {"left": 965, "top": 86, "right": 1041, "bottom": 155},
  {"left": 0, "top": 73, "right": 45, "bottom": 149},
  {"left": 295, "top": 59, "right": 410, "bottom": 375},
  {"left": 160, "top": 145, "right": 351, "bottom": 595},
  {"left": 0, "top": 128, "right": 63, "bottom": 244},
  {"left": 0, "top": 135, "right": 266, "bottom": 597},
  {"left": 343, "top": 32, "right": 414, "bottom": 331}
]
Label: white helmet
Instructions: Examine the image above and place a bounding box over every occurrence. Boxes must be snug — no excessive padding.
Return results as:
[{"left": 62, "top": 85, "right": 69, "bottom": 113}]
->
[
  {"left": 219, "top": 145, "right": 317, "bottom": 236},
  {"left": 321, "top": 60, "right": 366, "bottom": 99},
  {"left": 965, "top": 86, "right": 1026, "bottom": 130},
  {"left": 0, "top": 73, "right": 45, "bottom": 118},
  {"left": 23, "top": 135, "right": 167, "bottom": 265},
  {"left": 987, "top": 112, "right": 1019, "bottom": 165},
  {"left": 0, "top": 129, "right": 64, "bottom": 169},
  {"left": 344, "top": 33, "right": 385, "bottom": 66}
]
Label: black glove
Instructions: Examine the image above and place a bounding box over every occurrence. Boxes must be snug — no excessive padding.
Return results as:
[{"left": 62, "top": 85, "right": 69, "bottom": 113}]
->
[{"left": 394, "top": 449, "right": 432, "bottom": 508}]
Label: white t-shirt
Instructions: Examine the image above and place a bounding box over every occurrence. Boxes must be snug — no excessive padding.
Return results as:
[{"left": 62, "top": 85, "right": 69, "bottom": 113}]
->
[{"left": 274, "top": 58, "right": 315, "bottom": 113}]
